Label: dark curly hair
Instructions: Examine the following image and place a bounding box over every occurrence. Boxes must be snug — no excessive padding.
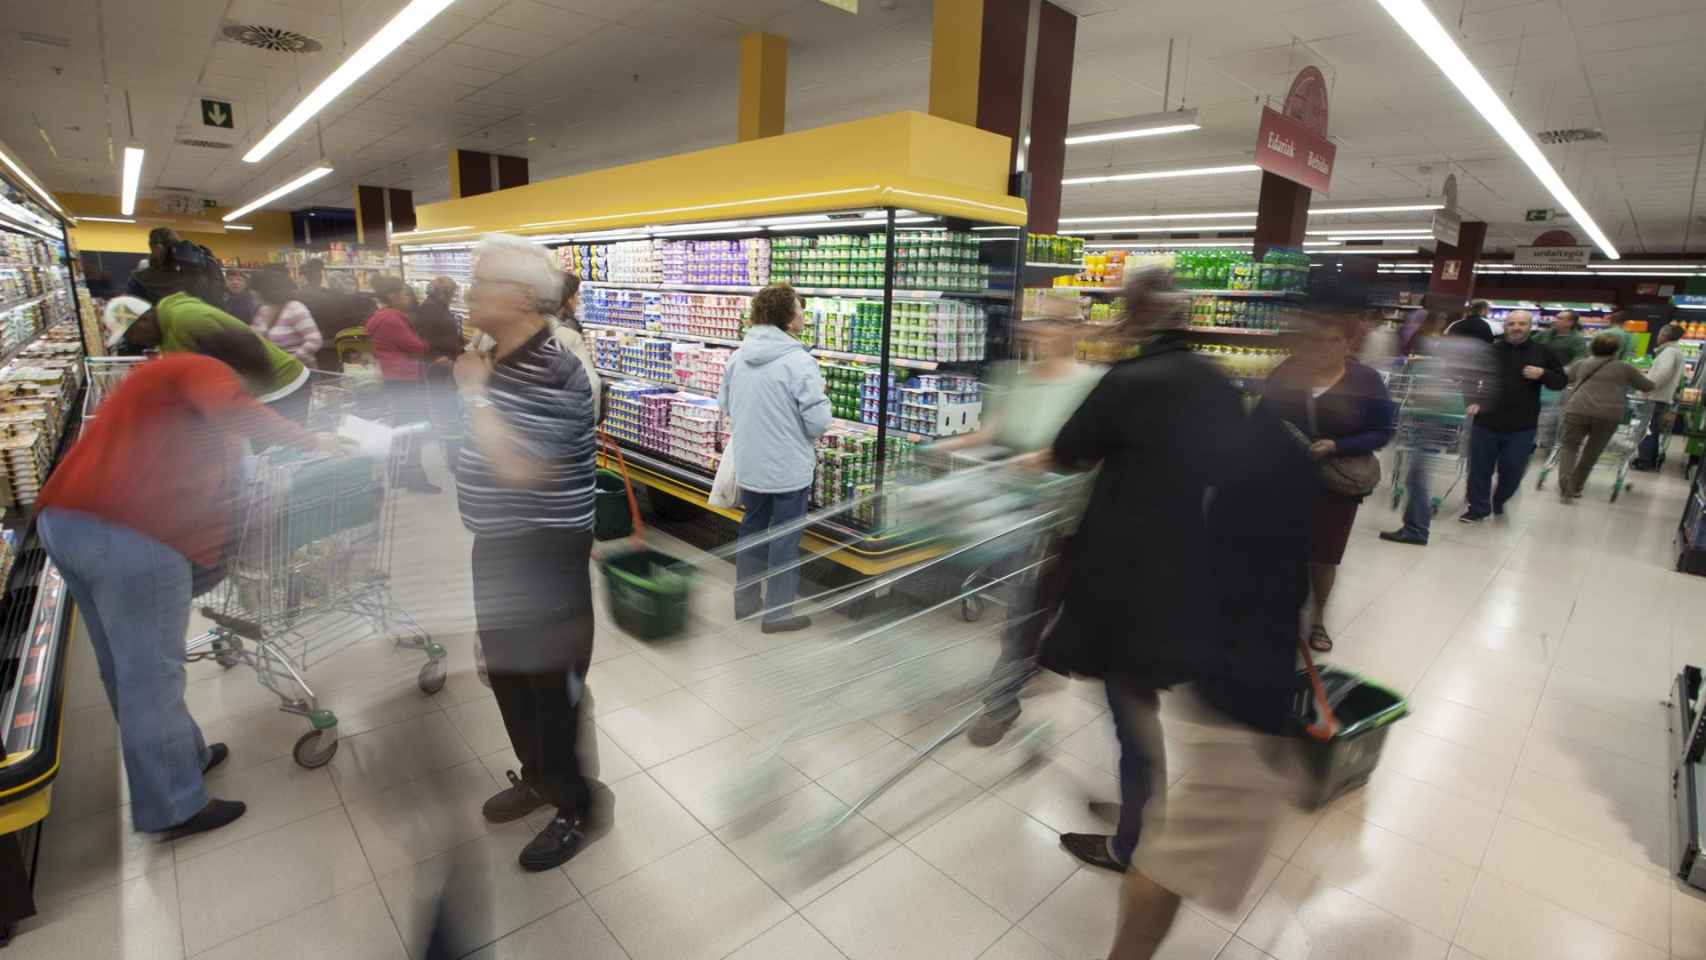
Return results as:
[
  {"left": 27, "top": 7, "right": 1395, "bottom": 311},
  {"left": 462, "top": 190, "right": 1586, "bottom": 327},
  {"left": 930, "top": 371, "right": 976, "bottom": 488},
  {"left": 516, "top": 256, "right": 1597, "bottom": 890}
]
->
[{"left": 750, "top": 283, "right": 803, "bottom": 328}]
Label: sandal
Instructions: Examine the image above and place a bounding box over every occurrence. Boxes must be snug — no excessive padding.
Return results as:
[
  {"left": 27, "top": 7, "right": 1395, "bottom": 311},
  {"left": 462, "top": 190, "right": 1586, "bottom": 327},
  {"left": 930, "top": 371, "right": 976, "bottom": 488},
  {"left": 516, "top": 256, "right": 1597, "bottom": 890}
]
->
[{"left": 1307, "top": 625, "right": 1333, "bottom": 653}]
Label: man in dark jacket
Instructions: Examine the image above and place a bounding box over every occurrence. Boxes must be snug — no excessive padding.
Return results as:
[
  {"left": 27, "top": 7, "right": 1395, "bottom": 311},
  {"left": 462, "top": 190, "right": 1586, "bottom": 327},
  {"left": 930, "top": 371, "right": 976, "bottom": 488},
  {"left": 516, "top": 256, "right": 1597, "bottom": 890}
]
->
[
  {"left": 1461, "top": 310, "right": 1567, "bottom": 522},
  {"left": 1444, "top": 300, "right": 1495, "bottom": 343},
  {"left": 127, "top": 228, "right": 222, "bottom": 305},
  {"left": 295, "top": 259, "right": 360, "bottom": 372}
]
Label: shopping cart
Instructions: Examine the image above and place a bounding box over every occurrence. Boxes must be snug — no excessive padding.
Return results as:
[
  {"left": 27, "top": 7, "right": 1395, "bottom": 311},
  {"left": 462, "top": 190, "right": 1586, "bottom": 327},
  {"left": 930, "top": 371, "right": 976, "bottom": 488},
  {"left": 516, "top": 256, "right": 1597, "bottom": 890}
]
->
[
  {"left": 1537, "top": 398, "right": 1652, "bottom": 500},
  {"left": 80, "top": 356, "right": 146, "bottom": 422},
  {"left": 189, "top": 376, "right": 445, "bottom": 769},
  {"left": 1384, "top": 358, "right": 1474, "bottom": 514}
]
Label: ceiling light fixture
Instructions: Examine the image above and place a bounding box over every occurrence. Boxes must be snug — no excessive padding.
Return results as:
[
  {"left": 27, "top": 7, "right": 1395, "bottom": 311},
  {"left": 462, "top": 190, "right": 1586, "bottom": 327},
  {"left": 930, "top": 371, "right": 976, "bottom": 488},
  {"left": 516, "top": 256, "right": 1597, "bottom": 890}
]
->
[
  {"left": 1309, "top": 203, "right": 1445, "bottom": 215},
  {"left": 120, "top": 146, "right": 144, "bottom": 216},
  {"left": 391, "top": 225, "right": 475, "bottom": 240},
  {"left": 243, "top": 0, "right": 458, "bottom": 163},
  {"left": 1302, "top": 241, "right": 1343, "bottom": 247},
  {"left": 1064, "top": 109, "right": 1202, "bottom": 146},
  {"left": 1084, "top": 240, "right": 1256, "bottom": 250},
  {"left": 1062, "top": 224, "right": 1258, "bottom": 236},
  {"left": 225, "top": 224, "right": 254, "bottom": 231},
  {"left": 77, "top": 216, "right": 137, "bottom": 224},
  {"left": 1059, "top": 211, "right": 1257, "bottom": 224},
  {"left": 1307, "top": 226, "right": 1434, "bottom": 236},
  {"left": 0, "top": 144, "right": 65, "bottom": 215},
  {"left": 1062, "top": 164, "right": 1261, "bottom": 186},
  {"left": 1375, "top": 0, "right": 1618, "bottom": 258},
  {"left": 222, "top": 165, "right": 334, "bottom": 222},
  {"left": 1310, "top": 247, "right": 1420, "bottom": 255}
]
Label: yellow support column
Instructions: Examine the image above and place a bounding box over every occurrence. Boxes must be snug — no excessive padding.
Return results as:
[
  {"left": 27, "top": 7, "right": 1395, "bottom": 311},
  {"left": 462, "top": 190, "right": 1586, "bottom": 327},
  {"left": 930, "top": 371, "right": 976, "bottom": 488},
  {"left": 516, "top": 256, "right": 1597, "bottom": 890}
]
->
[
  {"left": 738, "top": 32, "right": 787, "bottom": 142},
  {"left": 929, "top": 0, "right": 984, "bottom": 126}
]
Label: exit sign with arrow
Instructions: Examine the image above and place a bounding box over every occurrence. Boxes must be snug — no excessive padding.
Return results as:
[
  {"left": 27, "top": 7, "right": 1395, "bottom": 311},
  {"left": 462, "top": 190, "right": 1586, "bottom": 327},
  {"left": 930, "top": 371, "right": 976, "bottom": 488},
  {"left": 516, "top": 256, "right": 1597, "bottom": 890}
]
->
[{"left": 201, "top": 98, "right": 234, "bottom": 129}]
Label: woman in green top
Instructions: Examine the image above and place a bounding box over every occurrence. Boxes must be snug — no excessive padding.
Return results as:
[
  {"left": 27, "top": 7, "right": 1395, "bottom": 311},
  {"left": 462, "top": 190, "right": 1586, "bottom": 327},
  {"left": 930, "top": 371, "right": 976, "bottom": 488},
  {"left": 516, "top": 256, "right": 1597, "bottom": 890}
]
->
[
  {"left": 1535, "top": 310, "right": 1589, "bottom": 366},
  {"left": 119, "top": 291, "right": 313, "bottom": 422}
]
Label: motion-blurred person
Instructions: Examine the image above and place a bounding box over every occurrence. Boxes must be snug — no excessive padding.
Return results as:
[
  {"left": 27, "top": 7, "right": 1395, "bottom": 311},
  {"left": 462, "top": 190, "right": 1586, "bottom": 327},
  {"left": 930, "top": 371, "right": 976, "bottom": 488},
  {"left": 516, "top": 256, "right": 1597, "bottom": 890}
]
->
[
  {"left": 1461, "top": 310, "right": 1566, "bottom": 522},
  {"left": 34, "top": 330, "right": 343, "bottom": 836},
  {"left": 296, "top": 259, "right": 356, "bottom": 372},
  {"left": 454, "top": 234, "right": 600, "bottom": 871},
  {"left": 1380, "top": 316, "right": 1497, "bottom": 546},
  {"left": 1445, "top": 299, "right": 1495, "bottom": 343},
  {"left": 117, "top": 291, "right": 313, "bottom": 423},
  {"left": 126, "top": 227, "right": 223, "bottom": 305},
  {"left": 940, "top": 293, "right": 1103, "bottom": 747},
  {"left": 1535, "top": 309, "right": 1589, "bottom": 366},
  {"left": 1042, "top": 268, "right": 1242, "bottom": 873},
  {"left": 246, "top": 268, "right": 323, "bottom": 368},
  {"left": 418, "top": 276, "right": 468, "bottom": 471},
  {"left": 1603, "top": 310, "right": 1636, "bottom": 361},
  {"left": 1636, "top": 322, "right": 1687, "bottom": 470},
  {"left": 1261, "top": 314, "right": 1395, "bottom": 651},
  {"left": 719, "top": 283, "right": 832, "bottom": 634},
  {"left": 222, "top": 271, "right": 258, "bottom": 324},
  {"left": 367, "top": 276, "right": 440, "bottom": 493},
  {"left": 556, "top": 271, "right": 601, "bottom": 420},
  {"left": 1556, "top": 332, "right": 1656, "bottom": 500}
]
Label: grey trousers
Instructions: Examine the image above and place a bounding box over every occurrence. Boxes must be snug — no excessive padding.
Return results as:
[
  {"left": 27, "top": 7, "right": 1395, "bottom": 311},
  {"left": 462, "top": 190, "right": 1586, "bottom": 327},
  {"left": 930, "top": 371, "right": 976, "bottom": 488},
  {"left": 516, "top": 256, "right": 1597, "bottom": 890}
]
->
[{"left": 1558, "top": 412, "right": 1620, "bottom": 497}]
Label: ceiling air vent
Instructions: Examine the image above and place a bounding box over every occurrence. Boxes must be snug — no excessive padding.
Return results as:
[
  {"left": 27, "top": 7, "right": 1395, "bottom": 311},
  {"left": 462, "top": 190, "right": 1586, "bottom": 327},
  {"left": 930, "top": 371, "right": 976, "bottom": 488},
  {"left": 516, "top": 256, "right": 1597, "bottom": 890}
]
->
[
  {"left": 222, "top": 24, "right": 323, "bottom": 54},
  {"left": 176, "top": 138, "right": 234, "bottom": 150},
  {"left": 1536, "top": 128, "right": 1607, "bottom": 145}
]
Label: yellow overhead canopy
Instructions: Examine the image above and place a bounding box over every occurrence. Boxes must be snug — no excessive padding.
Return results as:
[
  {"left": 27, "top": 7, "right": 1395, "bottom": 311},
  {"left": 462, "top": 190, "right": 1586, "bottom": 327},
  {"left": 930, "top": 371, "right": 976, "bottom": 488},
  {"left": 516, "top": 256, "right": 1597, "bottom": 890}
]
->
[{"left": 401, "top": 111, "right": 1026, "bottom": 244}]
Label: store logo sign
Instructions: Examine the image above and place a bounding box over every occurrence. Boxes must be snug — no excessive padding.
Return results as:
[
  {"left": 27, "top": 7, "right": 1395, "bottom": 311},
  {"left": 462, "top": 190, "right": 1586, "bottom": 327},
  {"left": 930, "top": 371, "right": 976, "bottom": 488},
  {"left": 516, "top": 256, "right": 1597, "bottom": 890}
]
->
[
  {"left": 1514, "top": 245, "right": 1592, "bottom": 267},
  {"left": 1254, "top": 107, "right": 1335, "bottom": 193}
]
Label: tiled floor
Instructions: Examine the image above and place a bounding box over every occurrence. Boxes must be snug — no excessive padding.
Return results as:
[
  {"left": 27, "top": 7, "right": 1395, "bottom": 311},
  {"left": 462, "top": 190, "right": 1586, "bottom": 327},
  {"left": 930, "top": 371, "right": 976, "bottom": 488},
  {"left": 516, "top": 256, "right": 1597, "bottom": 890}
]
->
[{"left": 13, "top": 444, "right": 1706, "bottom": 960}]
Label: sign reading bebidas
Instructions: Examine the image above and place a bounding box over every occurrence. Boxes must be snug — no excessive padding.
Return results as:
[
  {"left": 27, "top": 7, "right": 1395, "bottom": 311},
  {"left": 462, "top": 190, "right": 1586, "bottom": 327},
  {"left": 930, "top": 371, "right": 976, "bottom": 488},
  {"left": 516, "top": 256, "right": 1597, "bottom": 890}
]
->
[
  {"left": 1513, "top": 245, "right": 1591, "bottom": 267},
  {"left": 1254, "top": 107, "right": 1335, "bottom": 193}
]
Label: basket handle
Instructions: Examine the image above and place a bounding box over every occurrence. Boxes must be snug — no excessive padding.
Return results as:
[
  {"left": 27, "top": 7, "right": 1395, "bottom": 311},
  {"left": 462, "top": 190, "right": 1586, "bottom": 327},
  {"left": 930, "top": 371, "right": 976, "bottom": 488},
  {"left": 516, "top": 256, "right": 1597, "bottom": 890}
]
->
[
  {"left": 1298, "top": 637, "right": 1341, "bottom": 742},
  {"left": 600, "top": 431, "right": 645, "bottom": 538}
]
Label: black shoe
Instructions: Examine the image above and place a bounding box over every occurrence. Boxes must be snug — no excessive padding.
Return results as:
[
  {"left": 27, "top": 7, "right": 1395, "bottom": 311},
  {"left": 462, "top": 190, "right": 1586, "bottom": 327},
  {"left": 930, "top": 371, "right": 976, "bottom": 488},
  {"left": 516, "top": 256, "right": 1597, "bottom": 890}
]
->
[
  {"left": 1458, "top": 511, "right": 1488, "bottom": 524},
  {"left": 1492, "top": 503, "right": 1505, "bottom": 517},
  {"left": 519, "top": 812, "right": 585, "bottom": 871},
  {"left": 483, "top": 771, "right": 547, "bottom": 824},
  {"left": 1378, "top": 529, "right": 1427, "bottom": 546},
  {"left": 1059, "top": 832, "right": 1128, "bottom": 873},
  {"left": 166, "top": 798, "right": 246, "bottom": 837},
  {"left": 202, "top": 743, "right": 229, "bottom": 774},
  {"left": 761, "top": 616, "right": 812, "bottom": 634}
]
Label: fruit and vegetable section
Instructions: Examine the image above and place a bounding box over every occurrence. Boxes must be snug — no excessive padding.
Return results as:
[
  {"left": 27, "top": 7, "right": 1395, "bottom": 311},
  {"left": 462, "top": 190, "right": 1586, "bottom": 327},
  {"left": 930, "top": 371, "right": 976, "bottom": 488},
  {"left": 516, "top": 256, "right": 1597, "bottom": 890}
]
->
[{"left": 403, "top": 220, "right": 1011, "bottom": 528}]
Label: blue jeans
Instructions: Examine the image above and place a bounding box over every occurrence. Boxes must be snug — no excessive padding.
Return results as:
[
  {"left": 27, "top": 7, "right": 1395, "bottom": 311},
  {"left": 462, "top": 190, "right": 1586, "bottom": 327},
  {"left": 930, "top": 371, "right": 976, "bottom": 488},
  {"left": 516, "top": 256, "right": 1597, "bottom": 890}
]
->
[
  {"left": 1105, "top": 677, "right": 1164, "bottom": 864},
  {"left": 1637, "top": 402, "right": 1671, "bottom": 467},
  {"left": 734, "top": 488, "right": 810, "bottom": 623},
  {"left": 1466, "top": 424, "right": 1537, "bottom": 517},
  {"left": 1399, "top": 452, "right": 1432, "bottom": 541},
  {"left": 37, "top": 509, "right": 209, "bottom": 832}
]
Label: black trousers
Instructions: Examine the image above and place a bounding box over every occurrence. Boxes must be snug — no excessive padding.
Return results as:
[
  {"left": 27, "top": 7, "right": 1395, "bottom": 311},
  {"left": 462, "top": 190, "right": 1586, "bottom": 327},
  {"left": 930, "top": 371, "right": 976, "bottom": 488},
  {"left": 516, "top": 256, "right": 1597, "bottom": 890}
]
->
[{"left": 472, "top": 527, "right": 596, "bottom": 816}]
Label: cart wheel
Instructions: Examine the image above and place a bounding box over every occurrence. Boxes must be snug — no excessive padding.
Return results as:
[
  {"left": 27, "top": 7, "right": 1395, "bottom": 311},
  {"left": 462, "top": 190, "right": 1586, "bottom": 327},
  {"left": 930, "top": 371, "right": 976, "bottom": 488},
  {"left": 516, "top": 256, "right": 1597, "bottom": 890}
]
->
[
  {"left": 1429, "top": 496, "right": 1442, "bottom": 516},
  {"left": 418, "top": 657, "right": 447, "bottom": 694},
  {"left": 293, "top": 728, "right": 338, "bottom": 768},
  {"left": 961, "top": 594, "right": 985, "bottom": 623}
]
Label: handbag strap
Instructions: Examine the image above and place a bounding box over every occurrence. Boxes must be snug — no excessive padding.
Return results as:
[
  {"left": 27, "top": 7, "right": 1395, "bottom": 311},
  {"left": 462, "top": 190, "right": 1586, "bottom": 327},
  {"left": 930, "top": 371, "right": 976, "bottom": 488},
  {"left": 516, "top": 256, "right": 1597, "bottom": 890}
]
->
[{"left": 1297, "top": 637, "right": 1340, "bottom": 741}]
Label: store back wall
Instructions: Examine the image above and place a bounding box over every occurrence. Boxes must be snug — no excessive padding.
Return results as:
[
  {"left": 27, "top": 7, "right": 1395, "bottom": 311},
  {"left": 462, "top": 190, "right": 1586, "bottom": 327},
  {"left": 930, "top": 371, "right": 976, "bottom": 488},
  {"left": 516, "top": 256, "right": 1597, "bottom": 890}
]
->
[{"left": 60, "top": 192, "right": 293, "bottom": 262}]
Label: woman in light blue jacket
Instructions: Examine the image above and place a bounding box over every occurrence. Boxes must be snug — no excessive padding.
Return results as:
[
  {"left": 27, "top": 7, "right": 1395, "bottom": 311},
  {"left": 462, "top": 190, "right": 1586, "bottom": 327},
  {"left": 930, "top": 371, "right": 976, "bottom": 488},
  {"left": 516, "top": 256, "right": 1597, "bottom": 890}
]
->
[{"left": 719, "top": 284, "right": 832, "bottom": 633}]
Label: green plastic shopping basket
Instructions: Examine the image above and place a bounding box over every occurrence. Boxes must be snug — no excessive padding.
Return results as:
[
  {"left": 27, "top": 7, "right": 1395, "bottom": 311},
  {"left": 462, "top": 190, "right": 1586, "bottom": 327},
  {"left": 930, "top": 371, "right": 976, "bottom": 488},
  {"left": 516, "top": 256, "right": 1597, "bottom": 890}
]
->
[
  {"left": 1292, "top": 640, "right": 1408, "bottom": 809},
  {"left": 596, "top": 433, "right": 695, "bottom": 641}
]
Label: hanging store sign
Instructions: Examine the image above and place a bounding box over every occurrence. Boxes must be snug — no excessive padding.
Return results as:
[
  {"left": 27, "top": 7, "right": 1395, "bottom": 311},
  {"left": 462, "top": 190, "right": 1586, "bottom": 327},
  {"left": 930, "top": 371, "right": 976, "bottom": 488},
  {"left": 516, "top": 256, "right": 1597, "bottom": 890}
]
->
[
  {"left": 201, "top": 98, "right": 234, "bottom": 129},
  {"left": 1514, "top": 245, "right": 1591, "bottom": 267},
  {"left": 1253, "top": 106, "right": 1336, "bottom": 193}
]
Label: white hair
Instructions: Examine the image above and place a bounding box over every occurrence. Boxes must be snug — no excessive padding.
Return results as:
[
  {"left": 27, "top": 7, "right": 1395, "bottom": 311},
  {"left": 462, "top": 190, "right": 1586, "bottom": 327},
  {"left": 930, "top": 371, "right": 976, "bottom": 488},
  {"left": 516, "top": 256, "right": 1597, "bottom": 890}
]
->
[{"left": 473, "top": 233, "right": 562, "bottom": 312}]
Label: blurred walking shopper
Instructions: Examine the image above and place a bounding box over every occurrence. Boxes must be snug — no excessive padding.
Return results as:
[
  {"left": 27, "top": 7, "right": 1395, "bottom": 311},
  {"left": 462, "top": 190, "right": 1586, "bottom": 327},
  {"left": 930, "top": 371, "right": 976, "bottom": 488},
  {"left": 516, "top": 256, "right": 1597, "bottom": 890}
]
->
[
  {"left": 1461, "top": 311, "right": 1566, "bottom": 522},
  {"left": 34, "top": 331, "right": 340, "bottom": 837},
  {"left": 246, "top": 268, "right": 323, "bottom": 368},
  {"left": 367, "top": 276, "right": 440, "bottom": 493},
  {"left": 556, "top": 271, "right": 601, "bottom": 420},
  {"left": 1636, "top": 322, "right": 1687, "bottom": 470},
  {"left": 1535, "top": 309, "right": 1589, "bottom": 366},
  {"left": 719, "top": 283, "right": 832, "bottom": 634},
  {"left": 417, "top": 276, "right": 468, "bottom": 471},
  {"left": 1261, "top": 314, "right": 1395, "bottom": 651},
  {"left": 114, "top": 291, "right": 313, "bottom": 424},
  {"left": 1445, "top": 300, "right": 1495, "bottom": 343},
  {"left": 1603, "top": 310, "right": 1636, "bottom": 361},
  {"left": 296, "top": 259, "right": 361, "bottom": 372},
  {"left": 223, "top": 271, "right": 258, "bottom": 324},
  {"left": 1556, "top": 332, "right": 1655, "bottom": 500},
  {"left": 126, "top": 227, "right": 222, "bottom": 305},
  {"left": 1380, "top": 319, "right": 1497, "bottom": 546},
  {"left": 454, "top": 234, "right": 600, "bottom": 872}
]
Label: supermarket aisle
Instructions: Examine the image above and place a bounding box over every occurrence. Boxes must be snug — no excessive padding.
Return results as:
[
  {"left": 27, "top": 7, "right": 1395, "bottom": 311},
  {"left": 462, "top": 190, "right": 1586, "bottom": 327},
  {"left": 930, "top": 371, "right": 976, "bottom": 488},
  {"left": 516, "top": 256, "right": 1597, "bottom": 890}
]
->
[{"left": 12, "top": 449, "right": 1706, "bottom": 960}]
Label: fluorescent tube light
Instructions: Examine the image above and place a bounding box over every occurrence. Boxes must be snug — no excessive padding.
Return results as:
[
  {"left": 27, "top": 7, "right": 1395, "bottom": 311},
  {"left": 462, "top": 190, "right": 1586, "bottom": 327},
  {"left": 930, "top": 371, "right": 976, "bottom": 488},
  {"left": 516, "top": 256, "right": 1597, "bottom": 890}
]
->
[
  {"left": 1084, "top": 240, "right": 1255, "bottom": 250},
  {"left": 1063, "top": 164, "right": 1260, "bottom": 186},
  {"left": 244, "top": 0, "right": 458, "bottom": 163},
  {"left": 0, "top": 144, "right": 65, "bottom": 215},
  {"left": 120, "top": 146, "right": 144, "bottom": 216},
  {"left": 1375, "top": 0, "right": 1618, "bottom": 258},
  {"left": 1302, "top": 241, "right": 1343, "bottom": 247},
  {"left": 1310, "top": 247, "right": 1419, "bottom": 255},
  {"left": 1307, "top": 226, "right": 1433, "bottom": 236},
  {"left": 222, "top": 165, "right": 334, "bottom": 222},
  {"left": 225, "top": 224, "right": 254, "bottom": 231},
  {"left": 1063, "top": 224, "right": 1258, "bottom": 236},
  {"left": 1065, "top": 110, "right": 1202, "bottom": 146},
  {"left": 1060, "top": 211, "right": 1257, "bottom": 224},
  {"left": 78, "top": 216, "right": 137, "bottom": 224},
  {"left": 1309, "top": 203, "right": 1444, "bottom": 215}
]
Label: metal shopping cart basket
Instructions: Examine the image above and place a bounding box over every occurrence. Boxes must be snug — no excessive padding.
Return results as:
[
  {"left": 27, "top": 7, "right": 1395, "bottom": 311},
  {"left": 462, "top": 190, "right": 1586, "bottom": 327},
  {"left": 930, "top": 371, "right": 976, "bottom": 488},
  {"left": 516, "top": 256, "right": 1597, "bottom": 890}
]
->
[
  {"left": 190, "top": 380, "right": 446, "bottom": 769},
  {"left": 1384, "top": 358, "right": 1474, "bottom": 514},
  {"left": 81, "top": 356, "right": 147, "bottom": 422},
  {"left": 1604, "top": 398, "right": 1653, "bottom": 501}
]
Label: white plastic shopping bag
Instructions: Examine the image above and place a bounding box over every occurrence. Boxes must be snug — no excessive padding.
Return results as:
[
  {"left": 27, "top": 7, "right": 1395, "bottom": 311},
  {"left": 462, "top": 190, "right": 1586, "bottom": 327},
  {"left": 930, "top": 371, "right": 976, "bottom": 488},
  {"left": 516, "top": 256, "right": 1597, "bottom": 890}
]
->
[{"left": 710, "top": 440, "right": 739, "bottom": 508}]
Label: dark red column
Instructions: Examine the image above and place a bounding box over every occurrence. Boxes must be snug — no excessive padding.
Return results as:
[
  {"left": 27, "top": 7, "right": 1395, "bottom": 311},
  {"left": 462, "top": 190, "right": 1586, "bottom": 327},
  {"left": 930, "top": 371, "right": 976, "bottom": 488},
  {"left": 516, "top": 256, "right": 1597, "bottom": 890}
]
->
[
  {"left": 1427, "top": 221, "right": 1487, "bottom": 306},
  {"left": 1253, "top": 172, "right": 1309, "bottom": 261},
  {"left": 965, "top": 0, "right": 1076, "bottom": 234}
]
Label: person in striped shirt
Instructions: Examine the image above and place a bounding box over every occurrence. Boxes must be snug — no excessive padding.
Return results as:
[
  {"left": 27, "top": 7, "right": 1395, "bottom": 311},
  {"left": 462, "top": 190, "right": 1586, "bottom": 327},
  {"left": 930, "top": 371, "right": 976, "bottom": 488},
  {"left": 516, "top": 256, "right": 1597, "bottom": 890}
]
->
[
  {"left": 246, "top": 268, "right": 323, "bottom": 368},
  {"left": 452, "top": 233, "right": 601, "bottom": 872}
]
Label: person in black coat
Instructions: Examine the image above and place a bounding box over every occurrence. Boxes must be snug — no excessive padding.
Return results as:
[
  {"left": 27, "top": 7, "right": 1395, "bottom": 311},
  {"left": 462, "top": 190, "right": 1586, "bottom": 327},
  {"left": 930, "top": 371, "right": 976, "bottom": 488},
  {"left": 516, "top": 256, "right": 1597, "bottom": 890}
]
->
[
  {"left": 1444, "top": 299, "right": 1496, "bottom": 343},
  {"left": 1461, "top": 310, "right": 1567, "bottom": 521},
  {"left": 1042, "top": 270, "right": 1312, "bottom": 888}
]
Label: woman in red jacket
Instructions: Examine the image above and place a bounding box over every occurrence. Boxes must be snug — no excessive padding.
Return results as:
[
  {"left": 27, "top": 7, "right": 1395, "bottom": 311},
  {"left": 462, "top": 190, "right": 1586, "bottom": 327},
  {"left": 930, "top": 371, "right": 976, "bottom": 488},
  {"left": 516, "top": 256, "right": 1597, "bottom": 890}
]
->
[
  {"left": 36, "top": 330, "right": 339, "bottom": 837},
  {"left": 366, "top": 276, "right": 439, "bottom": 492}
]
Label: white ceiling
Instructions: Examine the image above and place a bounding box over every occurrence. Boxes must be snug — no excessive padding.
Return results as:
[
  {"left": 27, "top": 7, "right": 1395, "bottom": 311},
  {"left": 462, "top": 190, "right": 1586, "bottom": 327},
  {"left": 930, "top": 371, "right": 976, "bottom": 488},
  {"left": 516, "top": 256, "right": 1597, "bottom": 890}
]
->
[{"left": 2, "top": 0, "right": 1704, "bottom": 253}]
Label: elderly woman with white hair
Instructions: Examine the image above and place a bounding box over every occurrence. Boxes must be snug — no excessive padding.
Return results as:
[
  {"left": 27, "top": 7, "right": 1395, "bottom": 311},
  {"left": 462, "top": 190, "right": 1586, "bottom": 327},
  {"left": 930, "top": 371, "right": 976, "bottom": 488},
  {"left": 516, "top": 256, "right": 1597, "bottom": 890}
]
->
[{"left": 451, "top": 233, "right": 601, "bottom": 872}]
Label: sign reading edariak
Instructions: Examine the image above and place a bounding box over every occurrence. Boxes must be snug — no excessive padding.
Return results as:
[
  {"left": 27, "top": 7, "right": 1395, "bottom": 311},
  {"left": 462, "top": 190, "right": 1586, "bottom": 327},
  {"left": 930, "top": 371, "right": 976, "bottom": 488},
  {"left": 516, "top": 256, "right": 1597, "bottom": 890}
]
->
[{"left": 1254, "top": 106, "right": 1336, "bottom": 193}]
